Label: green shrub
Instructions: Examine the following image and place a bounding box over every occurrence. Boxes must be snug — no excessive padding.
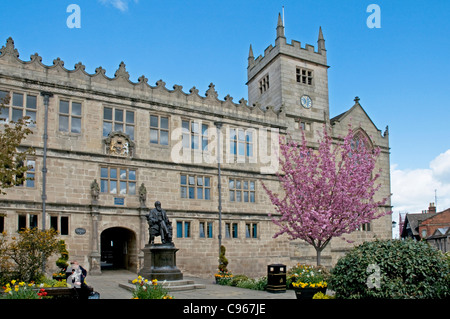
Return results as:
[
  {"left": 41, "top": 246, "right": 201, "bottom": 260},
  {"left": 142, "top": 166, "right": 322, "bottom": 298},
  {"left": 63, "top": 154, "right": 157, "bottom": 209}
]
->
[
  {"left": 218, "top": 245, "right": 229, "bottom": 273},
  {"left": 235, "top": 276, "right": 267, "bottom": 290},
  {"left": 229, "top": 274, "right": 249, "bottom": 287},
  {"left": 329, "top": 239, "right": 450, "bottom": 299}
]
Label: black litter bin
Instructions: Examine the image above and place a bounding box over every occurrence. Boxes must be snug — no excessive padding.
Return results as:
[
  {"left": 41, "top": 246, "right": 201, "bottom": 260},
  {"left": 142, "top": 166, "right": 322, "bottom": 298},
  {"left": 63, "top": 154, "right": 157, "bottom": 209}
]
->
[{"left": 267, "top": 264, "right": 286, "bottom": 293}]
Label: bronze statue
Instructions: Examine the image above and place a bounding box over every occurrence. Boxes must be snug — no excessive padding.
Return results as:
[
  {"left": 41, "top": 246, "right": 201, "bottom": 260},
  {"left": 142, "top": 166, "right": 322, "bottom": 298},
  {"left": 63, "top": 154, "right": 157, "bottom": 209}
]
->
[{"left": 146, "top": 201, "right": 173, "bottom": 245}]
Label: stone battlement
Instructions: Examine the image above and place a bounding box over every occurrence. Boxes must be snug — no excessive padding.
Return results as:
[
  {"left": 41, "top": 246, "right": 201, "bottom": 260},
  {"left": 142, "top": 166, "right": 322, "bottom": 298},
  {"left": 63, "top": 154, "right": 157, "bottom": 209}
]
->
[
  {"left": 247, "top": 14, "right": 327, "bottom": 82},
  {"left": 0, "top": 37, "right": 282, "bottom": 120}
]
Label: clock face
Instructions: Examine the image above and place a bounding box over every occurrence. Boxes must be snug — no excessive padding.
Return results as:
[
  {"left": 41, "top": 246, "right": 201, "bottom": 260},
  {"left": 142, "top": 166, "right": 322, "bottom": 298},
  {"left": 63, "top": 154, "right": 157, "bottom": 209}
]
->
[{"left": 300, "top": 95, "right": 312, "bottom": 109}]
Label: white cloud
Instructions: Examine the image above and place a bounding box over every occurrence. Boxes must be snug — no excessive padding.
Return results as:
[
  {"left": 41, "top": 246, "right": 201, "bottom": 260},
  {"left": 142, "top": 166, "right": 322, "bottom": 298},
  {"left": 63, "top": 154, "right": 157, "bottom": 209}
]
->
[
  {"left": 98, "top": 0, "right": 138, "bottom": 12},
  {"left": 391, "top": 149, "right": 450, "bottom": 214},
  {"left": 430, "top": 149, "right": 450, "bottom": 183}
]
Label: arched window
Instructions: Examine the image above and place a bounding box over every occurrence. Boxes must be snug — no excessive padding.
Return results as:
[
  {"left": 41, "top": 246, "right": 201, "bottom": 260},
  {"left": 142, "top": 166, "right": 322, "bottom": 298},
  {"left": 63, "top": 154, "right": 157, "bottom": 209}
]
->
[{"left": 351, "top": 129, "right": 373, "bottom": 151}]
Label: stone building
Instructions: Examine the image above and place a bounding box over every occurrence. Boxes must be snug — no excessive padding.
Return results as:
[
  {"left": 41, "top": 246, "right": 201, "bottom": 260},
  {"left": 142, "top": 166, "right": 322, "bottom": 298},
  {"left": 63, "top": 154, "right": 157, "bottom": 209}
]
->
[{"left": 0, "top": 15, "right": 392, "bottom": 277}]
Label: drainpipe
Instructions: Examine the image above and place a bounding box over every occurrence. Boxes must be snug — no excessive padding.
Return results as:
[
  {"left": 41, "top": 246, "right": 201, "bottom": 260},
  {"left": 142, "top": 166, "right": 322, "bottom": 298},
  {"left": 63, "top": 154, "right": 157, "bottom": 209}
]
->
[
  {"left": 40, "top": 91, "right": 53, "bottom": 231},
  {"left": 214, "top": 122, "right": 223, "bottom": 255}
]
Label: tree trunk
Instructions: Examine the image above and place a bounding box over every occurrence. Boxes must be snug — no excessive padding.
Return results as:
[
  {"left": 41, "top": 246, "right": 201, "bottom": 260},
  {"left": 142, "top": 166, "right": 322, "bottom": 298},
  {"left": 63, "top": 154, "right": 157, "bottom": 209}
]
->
[{"left": 316, "top": 248, "right": 322, "bottom": 266}]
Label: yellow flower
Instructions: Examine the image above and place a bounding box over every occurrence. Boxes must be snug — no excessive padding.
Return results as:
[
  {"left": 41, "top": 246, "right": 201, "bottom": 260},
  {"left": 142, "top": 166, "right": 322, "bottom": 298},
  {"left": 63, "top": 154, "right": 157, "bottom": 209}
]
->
[
  {"left": 132, "top": 279, "right": 138, "bottom": 284},
  {"left": 11, "top": 280, "right": 16, "bottom": 285},
  {"left": 152, "top": 279, "right": 158, "bottom": 285}
]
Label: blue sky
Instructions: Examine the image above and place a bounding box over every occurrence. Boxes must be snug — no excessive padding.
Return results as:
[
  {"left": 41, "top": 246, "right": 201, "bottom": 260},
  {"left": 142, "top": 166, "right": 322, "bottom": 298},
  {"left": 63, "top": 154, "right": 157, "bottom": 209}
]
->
[{"left": 1, "top": 1, "right": 449, "bottom": 233}]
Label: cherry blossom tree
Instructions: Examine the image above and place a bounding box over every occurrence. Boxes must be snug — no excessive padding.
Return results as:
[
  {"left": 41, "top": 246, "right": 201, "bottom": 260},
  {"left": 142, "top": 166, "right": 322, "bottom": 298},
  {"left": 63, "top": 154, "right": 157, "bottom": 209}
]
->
[{"left": 262, "top": 125, "right": 391, "bottom": 265}]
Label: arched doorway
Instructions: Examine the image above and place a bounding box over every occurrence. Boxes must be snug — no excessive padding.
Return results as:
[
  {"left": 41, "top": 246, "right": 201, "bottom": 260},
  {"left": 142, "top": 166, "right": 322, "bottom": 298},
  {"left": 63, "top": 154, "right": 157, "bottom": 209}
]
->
[{"left": 100, "top": 227, "right": 137, "bottom": 271}]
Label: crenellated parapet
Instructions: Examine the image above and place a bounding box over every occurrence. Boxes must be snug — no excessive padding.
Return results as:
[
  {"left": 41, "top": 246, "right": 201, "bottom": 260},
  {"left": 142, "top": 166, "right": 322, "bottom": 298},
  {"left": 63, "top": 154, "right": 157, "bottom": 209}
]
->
[
  {"left": 247, "top": 14, "right": 327, "bottom": 82},
  {"left": 0, "top": 37, "right": 283, "bottom": 122}
]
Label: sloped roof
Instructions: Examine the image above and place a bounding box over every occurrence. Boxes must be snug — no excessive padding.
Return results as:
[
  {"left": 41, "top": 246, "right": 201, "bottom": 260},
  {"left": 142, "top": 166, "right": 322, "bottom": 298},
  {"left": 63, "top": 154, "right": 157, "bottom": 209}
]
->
[
  {"left": 402, "top": 213, "right": 436, "bottom": 236},
  {"left": 330, "top": 97, "right": 382, "bottom": 134},
  {"left": 427, "top": 227, "right": 450, "bottom": 239}
]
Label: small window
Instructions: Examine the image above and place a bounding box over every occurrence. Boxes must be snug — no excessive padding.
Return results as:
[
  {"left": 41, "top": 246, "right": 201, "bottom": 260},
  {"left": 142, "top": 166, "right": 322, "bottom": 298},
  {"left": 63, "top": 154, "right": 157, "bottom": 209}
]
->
[
  {"left": 60, "top": 216, "right": 69, "bottom": 235},
  {"left": 150, "top": 114, "right": 169, "bottom": 145},
  {"left": 50, "top": 216, "right": 69, "bottom": 235},
  {"left": 182, "top": 120, "right": 208, "bottom": 150},
  {"left": 229, "top": 179, "right": 255, "bottom": 203},
  {"left": 246, "top": 223, "right": 258, "bottom": 238},
  {"left": 180, "top": 174, "right": 211, "bottom": 200},
  {"left": 100, "top": 167, "right": 136, "bottom": 195},
  {"left": 13, "top": 159, "right": 35, "bottom": 188},
  {"left": 25, "top": 160, "right": 35, "bottom": 188},
  {"left": 297, "top": 121, "right": 311, "bottom": 131},
  {"left": 232, "top": 223, "right": 238, "bottom": 238},
  {"left": 59, "top": 100, "right": 82, "bottom": 133},
  {"left": 200, "top": 221, "right": 213, "bottom": 239},
  {"left": 18, "top": 215, "right": 26, "bottom": 231},
  {"left": 259, "top": 74, "right": 269, "bottom": 94},
  {"left": 296, "top": 68, "right": 313, "bottom": 85},
  {"left": 229, "top": 128, "right": 254, "bottom": 157},
  {"left": 0, "top": 90, "right": 37, "bottom": 126},
  {"left": 225, "top": 222, "right": 239, "bottom": 239},
  {"left": 50, "top": 216, "right": 58, "bottom": 231},
  {"left": 176, "top": 221, "right": 191, "bottom": 238},
  {"left": 17, "top": 213, "right": 38, "bottom": 231},
  {"left": 103, "top": 107, "right": 135, "bottom": 140}
]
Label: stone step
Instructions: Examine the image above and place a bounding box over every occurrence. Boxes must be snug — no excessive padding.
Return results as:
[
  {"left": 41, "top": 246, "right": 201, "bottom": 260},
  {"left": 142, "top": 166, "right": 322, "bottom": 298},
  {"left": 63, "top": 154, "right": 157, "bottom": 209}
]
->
[{"left": 119, "top": 279, "right": 206, "bottom": 293}]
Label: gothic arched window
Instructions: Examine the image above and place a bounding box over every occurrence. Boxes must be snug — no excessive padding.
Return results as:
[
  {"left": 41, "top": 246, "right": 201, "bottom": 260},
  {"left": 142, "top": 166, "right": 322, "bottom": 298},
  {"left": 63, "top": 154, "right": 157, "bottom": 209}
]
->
[{"left": 351, "top": 129, "right": 373, "bottom": 151}]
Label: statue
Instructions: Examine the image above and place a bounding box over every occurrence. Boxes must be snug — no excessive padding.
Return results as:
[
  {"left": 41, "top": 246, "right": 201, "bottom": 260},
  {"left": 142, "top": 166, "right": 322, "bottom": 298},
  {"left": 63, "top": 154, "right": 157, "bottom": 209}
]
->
[
  {"left": 146, "top": 201, "right": 173, "bottom": 245},
  {"left": 138, "top": 183, "right": 147, "bottom": 207},
  {"left": 90, "top": 179, "right": 100, "bottom": 202}
]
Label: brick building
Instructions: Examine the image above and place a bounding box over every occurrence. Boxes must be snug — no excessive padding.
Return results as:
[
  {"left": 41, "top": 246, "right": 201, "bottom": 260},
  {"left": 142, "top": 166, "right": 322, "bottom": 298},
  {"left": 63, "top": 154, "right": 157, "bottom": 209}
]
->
[
  {"left": 401, "top": 203, "right": 450, "bottom": 252},
  {"left": 0, "top": 15, "right": 392, "bottom": 277}
]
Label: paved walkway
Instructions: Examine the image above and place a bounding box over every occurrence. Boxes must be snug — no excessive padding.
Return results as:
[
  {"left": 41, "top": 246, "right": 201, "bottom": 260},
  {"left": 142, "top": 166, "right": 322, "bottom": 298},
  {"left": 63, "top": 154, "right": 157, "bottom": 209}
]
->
[{"left": 85, "top": 270, "right": 296, "bottom": 299}]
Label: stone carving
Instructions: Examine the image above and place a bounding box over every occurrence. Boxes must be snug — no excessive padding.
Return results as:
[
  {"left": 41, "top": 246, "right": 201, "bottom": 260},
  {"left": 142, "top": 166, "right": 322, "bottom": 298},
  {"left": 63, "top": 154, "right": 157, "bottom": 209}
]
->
[
  {"left": 146, "top": 201, "right": 173, "bottom": 245},
  {"left": 90, "top": 179, "right": 100, "bottom": 202},
  {"left": 138, "top": 183, "right": 147, "bottom": 207},
  {"left": 114, "top": 61, "right": 130, "bottom": 80},
  {"left": 104, "top": 131, "right": 135, "bottom": 157}
]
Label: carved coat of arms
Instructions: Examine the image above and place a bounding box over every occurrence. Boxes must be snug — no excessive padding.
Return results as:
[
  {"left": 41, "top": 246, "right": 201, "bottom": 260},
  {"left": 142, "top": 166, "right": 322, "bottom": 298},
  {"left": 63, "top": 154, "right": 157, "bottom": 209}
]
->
[{"left": 104, "top": 131, "right": 134, "bottom": 157}]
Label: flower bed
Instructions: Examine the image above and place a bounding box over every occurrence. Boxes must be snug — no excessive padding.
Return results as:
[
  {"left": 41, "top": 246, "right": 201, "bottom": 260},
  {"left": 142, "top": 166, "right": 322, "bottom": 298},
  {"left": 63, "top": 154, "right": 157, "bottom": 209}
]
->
[{"left": 131, "top": 276, "right": 173, "bottom": 299}]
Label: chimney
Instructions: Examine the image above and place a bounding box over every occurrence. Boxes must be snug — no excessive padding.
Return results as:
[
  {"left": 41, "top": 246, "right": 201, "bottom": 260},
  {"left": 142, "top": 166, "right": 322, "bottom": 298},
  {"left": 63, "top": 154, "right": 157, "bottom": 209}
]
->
[{"left": 428, "top": 202, "right": 436, "bottom": 214}]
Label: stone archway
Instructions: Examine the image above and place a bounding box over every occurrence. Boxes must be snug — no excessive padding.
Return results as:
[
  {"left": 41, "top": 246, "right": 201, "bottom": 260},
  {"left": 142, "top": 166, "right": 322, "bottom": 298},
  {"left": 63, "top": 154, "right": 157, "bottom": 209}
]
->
[{"left": 100, "top": 227, "right": 137, "bottom": 271}]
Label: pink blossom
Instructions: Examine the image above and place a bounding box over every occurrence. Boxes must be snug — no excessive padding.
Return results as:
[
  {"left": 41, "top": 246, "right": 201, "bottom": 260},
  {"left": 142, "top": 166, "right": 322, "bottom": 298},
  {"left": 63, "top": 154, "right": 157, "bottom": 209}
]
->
[{"left": 262, "top": 125, "right": 391, "bottom": 265}]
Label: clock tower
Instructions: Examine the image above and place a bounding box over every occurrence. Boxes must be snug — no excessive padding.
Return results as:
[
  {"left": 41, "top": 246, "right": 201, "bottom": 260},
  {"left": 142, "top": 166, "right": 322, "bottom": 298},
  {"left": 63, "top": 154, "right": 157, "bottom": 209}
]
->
[{"left": 247, "top": 13, "right": 330, "bottom": 140}]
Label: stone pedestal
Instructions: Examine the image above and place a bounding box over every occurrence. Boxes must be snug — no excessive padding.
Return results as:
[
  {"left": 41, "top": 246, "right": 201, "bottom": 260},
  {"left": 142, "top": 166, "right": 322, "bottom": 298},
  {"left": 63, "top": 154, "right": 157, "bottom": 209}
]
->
[{"left": 138, "top": 244, "right": 183, "bottom": 281}]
